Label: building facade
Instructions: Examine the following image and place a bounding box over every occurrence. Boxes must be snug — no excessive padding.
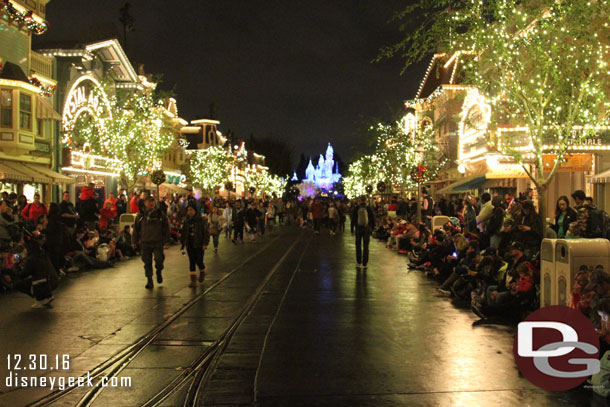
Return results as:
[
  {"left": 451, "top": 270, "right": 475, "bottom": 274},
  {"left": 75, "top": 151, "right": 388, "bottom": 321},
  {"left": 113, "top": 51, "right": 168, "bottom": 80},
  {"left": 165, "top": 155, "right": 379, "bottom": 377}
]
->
[
  {"left": 406, "top": 51, "right": 606, "bottom": 217},
  {"left": 0, "top": 0, "right": 72, "bottom": 203}
]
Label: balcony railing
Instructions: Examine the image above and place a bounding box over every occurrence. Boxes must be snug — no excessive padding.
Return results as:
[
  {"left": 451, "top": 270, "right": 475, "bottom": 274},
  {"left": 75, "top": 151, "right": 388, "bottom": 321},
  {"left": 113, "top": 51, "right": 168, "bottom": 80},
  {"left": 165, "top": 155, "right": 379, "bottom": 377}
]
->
[{"left": 30, "top": 51, "right": 53, "bottom": 78}]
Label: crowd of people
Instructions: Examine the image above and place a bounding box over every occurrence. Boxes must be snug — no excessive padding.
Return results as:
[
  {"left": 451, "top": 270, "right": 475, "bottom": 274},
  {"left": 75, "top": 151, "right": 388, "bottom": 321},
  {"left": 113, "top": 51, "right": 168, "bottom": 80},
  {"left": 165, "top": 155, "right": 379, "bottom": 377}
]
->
[
  {"left": 4, "top": 182, "right": 610, "bottom": 337},
  {"left": 371, "top": 188, "right": 610, "bottom": 332}
]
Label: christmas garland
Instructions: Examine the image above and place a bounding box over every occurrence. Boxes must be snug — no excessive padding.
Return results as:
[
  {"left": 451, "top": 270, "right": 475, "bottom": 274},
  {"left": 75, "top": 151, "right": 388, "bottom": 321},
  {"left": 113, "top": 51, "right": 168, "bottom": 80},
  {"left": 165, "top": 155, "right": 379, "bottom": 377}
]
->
[
  {"left": 1, "top": 0, "right": 48, "bottom": 35},
  {"left": 29, "top": 77, "right": 56, "bottom": 97},
  {"left": 151, "top": 169, "right": 166, "bottom": 185}
]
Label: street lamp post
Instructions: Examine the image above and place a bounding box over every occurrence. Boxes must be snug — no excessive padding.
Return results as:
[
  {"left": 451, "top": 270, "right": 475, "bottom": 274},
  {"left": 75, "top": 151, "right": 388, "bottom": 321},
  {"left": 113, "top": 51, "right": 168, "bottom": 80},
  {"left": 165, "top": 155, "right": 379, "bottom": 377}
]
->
[{"left": 415, "top": 145, "right": 425, "bottom": 223}]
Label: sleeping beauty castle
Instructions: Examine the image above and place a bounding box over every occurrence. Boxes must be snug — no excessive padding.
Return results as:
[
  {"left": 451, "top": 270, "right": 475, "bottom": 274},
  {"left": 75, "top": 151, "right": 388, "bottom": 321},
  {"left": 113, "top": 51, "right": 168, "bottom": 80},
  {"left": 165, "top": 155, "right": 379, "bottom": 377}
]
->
[{"left": 291, "top": 143, "right": 342, "bottom": 191}]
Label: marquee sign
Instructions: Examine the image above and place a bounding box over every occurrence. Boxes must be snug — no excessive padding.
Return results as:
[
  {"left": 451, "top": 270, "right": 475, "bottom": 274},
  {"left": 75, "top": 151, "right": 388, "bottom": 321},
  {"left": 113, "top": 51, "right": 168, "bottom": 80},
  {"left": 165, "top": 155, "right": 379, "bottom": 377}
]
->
[
  {"left": 459, "top": 90, "right": 491, "bottom": 161},
  {"left": 61, "top": 75, "right": 112, "bottom": 147}
]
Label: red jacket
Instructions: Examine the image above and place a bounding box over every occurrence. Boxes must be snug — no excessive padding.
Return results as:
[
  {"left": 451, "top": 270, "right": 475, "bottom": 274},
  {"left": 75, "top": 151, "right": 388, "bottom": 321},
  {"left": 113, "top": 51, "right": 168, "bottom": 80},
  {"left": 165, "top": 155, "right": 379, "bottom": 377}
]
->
[
  {"left": 310, "top": 201, "right": 324, "bottom": 219},
  {"left": 79, "top": 186, "right": 95, "bottom": 201},
  {"left": 130, "top": 196, "right": 139, "bottom": 213},
  {"left": 99, "top": 207, "right": 117, "bottom": 230},
  {"left": 21, "top": 202, "right": 47, "bottom": 222},
  {"left": 104, "top": 197, "right": 118, "bottom": 210}
]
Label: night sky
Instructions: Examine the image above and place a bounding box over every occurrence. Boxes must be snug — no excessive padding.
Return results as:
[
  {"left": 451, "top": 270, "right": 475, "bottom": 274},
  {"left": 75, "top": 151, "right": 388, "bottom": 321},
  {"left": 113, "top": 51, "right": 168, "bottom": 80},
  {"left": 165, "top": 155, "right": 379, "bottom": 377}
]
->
[{"left": 35, "top": 1, "right": 426, "bottom": 166}]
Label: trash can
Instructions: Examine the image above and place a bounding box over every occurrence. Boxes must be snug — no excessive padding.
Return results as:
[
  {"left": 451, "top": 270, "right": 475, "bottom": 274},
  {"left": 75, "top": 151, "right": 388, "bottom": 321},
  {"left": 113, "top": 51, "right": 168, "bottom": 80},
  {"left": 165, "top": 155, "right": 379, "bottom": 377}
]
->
[
  {"left": 540, "top": 239, "right": 558, "bottom": 308},
  {"left": 554, "top": 239, "right": 610, "bottom": 306},
  {"left": 432, "top": 216, "right": 450, "bottom": 232},
  {"left": 119, "top": 213, "right": 137, "bottom": 232}
]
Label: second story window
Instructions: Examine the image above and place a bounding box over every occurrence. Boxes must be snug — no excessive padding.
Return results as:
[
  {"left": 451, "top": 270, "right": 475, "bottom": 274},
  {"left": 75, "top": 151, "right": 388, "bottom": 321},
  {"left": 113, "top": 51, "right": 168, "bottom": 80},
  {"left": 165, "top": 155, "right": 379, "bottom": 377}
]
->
[
  {"left": 19, "top": 93, "right": 32, "bottom": 130},
  {"left": 1, "top": 89, "right": 12, "bottom": 128}
]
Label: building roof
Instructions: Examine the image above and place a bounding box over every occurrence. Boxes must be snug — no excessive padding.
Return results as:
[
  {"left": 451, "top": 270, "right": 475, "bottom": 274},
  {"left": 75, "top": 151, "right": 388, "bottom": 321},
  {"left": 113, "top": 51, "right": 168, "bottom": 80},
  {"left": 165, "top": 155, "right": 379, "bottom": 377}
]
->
[
  {"left": 416, "top": 52, "right": 470, "bottom": 99},
  {"left": 0, "top": 62, "right": 29, "bottom": 82}
]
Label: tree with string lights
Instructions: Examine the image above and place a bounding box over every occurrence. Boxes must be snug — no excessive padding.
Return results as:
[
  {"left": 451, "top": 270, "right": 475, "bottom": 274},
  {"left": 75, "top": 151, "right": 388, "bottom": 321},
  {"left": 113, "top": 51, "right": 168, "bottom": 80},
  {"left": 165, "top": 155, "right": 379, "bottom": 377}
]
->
[
  {"left": 381, "top": 0, "right": 610, "bottom": 223},
  {"left": 183, "top": 146, "right": 234, "bottom": 194},
  {"left": 67, "top": 85, "right": 175, "bottom": 193}
]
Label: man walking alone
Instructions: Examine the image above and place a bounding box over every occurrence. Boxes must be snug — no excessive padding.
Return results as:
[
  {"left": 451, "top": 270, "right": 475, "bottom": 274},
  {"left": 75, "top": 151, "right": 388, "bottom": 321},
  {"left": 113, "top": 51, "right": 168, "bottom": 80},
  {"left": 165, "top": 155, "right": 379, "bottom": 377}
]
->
[
  {"left": 352, "top": 196, "right": 375, "bottom": 269},
  {"left": 133, "top": 196, "right": 169, "bottom": 289}
]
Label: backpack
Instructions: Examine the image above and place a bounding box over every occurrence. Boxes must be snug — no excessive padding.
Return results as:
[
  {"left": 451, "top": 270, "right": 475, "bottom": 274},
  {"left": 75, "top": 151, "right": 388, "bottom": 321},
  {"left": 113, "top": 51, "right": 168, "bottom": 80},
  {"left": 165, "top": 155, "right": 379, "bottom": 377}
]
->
[
  {"left": 587, "top": 208, "right": 609, "bottom": 238},
  {"left": 589, "top": 350, "right": 610, "bottom": 397},
  {"left": 357, "top": 206, "right": 368, "bottom": 227}
]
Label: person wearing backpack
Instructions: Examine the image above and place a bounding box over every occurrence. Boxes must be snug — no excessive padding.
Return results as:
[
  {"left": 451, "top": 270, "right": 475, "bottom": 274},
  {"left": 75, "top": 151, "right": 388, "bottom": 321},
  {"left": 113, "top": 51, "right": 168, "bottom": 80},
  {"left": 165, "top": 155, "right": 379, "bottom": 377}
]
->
[
  {"left": 583, "top": 197, "right": 609, "bottom": 238},
  {"left": 21, "top": 193, "right": 47, "bottom": 226},
  {"left": 352, "top": 196, "right": 375, "bottom": 269}
]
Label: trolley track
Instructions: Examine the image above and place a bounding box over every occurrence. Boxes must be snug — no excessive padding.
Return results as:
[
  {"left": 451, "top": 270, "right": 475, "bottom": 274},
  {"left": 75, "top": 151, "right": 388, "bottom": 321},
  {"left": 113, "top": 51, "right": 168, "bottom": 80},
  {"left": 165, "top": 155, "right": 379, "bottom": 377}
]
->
[{"left": 26, "top": 232, "right": 288, "bottom": 407}]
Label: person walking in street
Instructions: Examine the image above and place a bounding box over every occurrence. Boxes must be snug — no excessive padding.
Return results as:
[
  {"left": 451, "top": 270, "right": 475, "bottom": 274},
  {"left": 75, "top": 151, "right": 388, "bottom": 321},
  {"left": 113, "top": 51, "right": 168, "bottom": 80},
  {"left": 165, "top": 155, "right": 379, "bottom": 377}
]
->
[
  {"left": 233, "top": 201, "right": 246, "bottom": 244},
  {"left": 328, "top": 202, "right": 339, "bottom": 235},
  {"left": 222, "top": 202, "right": 233, "bottom": 238},
  {"left": 181, "top": 203, "right": 210, "bottom": 287},
  {"left": 310, "top": 198, "right": 324, "bottom": 234},
  {"left": 352, "top": 196, "right": 375, "bottom": 269},
  {"left": 133, "top": 196, "right": 169, "bottom": 289},
  {"left": 209, "top": 206, "right": 221, "bottom": 253}
]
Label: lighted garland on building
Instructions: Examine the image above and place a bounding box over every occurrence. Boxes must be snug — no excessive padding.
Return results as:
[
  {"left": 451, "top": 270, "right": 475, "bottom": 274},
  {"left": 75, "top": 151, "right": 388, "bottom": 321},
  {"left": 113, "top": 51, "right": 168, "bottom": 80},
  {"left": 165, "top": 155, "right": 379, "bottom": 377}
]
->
[
  {"left": 1, "top": 0, "right": 48, "bottom": 35},
  {"left": 29, "top": 77, "right": 56, "bottom": 97}
]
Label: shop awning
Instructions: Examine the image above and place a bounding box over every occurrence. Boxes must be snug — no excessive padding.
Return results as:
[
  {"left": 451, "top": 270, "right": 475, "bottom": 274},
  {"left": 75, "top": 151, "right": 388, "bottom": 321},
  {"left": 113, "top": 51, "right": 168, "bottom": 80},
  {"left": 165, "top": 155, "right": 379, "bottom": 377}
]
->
[
  {"left": 1, "top": 161, "right": 53, "bottom": 184},
  {"left": 23, "top": 163, "right": 75, "bottom": 184},
  {"left": 161, "top": 183, "right": 188, "bottom": 195},
  {"left": 437, "top": 177, "right": 475, "bottom": 194},
  {"left": 36, "top": 96, "right": 62, "bottom": 121},
  {"left": 481, "top": 178, "right": 516, "bottom": 189},
  {"left": 0, "top": 161, "right": 32, "bottom": 182},
  {"left": 588, "top": 168, "right": 610, "bottom": 184},
  {"left": 454, "top": 176, "right": 487, "bottom": 192}
]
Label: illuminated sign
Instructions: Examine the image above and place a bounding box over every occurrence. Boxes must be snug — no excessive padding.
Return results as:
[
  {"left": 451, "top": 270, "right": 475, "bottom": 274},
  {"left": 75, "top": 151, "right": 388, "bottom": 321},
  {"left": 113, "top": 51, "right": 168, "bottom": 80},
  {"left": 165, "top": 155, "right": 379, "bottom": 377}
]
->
[
  {"left": 542, "top": 154, "right": 593, "bottom": 173},
  {"left": 61, "top": 75, "right": 112, "bottom": 146},
  {"left": 459, "top": 90, "right": 491, "bottom": 161}
]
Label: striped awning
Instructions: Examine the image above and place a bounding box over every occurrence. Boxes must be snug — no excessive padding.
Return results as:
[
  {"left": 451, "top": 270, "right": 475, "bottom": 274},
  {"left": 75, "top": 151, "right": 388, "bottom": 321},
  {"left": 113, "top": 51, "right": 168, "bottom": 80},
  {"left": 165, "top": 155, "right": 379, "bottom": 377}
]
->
[
  {"left": 36, "top": 96, "right": 61, "bottom": 121},
  {"left": 0, "top": 161, "right": 31, "bottom": 182},
  {"left": 23, "top": 163, "right": 75, "bottom": 184},
  {"left": 1, "top": 161, "right": 52, "bottom": 183},
  {"left": 588, "top": 168, "right": 610, "bottom": 184}
]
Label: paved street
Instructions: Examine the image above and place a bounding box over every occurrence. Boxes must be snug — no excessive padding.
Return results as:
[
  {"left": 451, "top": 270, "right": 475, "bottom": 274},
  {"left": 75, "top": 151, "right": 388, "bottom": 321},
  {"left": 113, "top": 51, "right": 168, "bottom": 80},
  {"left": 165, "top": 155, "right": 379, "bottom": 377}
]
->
[{"left": 0, "top": 225, "right": 599, "bottom": 407}]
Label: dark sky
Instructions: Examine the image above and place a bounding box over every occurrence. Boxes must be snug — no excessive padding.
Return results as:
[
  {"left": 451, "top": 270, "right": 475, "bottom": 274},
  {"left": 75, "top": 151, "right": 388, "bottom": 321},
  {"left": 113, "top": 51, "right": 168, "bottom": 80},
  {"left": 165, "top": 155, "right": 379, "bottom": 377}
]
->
[{"left": 35, "top": 0, "right": 426, "bottom": 165}]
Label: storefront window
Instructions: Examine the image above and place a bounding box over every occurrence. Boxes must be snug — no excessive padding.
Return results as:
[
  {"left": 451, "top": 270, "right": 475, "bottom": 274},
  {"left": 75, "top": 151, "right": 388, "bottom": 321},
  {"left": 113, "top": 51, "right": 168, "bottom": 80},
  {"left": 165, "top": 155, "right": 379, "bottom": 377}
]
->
[
  {"left": 19, "top": 93, "right": 32, "bottom": 130},
  {"left": 1, "top": 89, "right": 12, "bottom": 128}
]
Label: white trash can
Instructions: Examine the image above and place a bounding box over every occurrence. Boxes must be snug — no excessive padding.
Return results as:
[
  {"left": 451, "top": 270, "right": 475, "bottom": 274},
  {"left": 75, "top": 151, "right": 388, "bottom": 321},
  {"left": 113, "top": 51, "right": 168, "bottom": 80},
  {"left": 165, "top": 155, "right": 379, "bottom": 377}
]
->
[
  {"left": 540, "top": 239, "right": 558, "bottom": 308},
  {"left": 432, "top": 216, "right": 450, "bottom": 232},
  {"left": 554, "top": 239, "right": 610, "bottom": 306}
]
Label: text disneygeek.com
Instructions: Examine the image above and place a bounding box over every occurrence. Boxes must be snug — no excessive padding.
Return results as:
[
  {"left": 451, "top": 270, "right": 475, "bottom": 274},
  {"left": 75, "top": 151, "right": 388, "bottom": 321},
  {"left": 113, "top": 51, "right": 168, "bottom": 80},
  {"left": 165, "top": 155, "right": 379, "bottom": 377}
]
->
[{"left": 5, "top": 371, "right": 132, "bottom": 391}]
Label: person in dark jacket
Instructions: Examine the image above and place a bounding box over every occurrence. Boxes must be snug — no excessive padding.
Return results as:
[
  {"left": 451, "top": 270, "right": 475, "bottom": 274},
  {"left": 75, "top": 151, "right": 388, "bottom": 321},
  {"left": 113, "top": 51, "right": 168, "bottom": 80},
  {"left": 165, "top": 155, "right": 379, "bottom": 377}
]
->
[
  {"left": 133, "top": 196, "right": 169, "bottom": 289},
  {"left": 0, "top": 199, "right": 19, "bottom": 251},
  {"left": 552, "top": 195, "right": 578, "bottom": 239},
  {"left": 44, "top": 203, "right": 69, "bottom": 275},
  {"left": 232, "top": 201, "right": 246, "bottom": 244},
  {"left": 181, "top": 203, "right": 210, "bottom": 287},
  {"left": 352, "top": 196, "right": 376, "bottom": 269}
]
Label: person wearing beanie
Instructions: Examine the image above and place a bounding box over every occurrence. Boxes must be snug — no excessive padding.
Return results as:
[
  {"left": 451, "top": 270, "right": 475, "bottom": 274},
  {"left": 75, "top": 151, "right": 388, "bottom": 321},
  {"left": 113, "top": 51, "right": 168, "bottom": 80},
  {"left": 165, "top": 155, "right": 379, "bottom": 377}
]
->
[
  {"left": 133, "top": 196, "right": 169, "bottom": 289},
  {"left": 181, "top": 203, "right": 210, "bottom": 287}
]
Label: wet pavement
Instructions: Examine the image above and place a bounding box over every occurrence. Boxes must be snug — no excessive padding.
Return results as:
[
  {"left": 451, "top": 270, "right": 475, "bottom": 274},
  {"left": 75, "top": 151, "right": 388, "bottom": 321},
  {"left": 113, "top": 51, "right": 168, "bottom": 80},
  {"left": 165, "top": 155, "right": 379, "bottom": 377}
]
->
[{"left": 0, "top": 225, "right": 604, "bottom": 406}]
